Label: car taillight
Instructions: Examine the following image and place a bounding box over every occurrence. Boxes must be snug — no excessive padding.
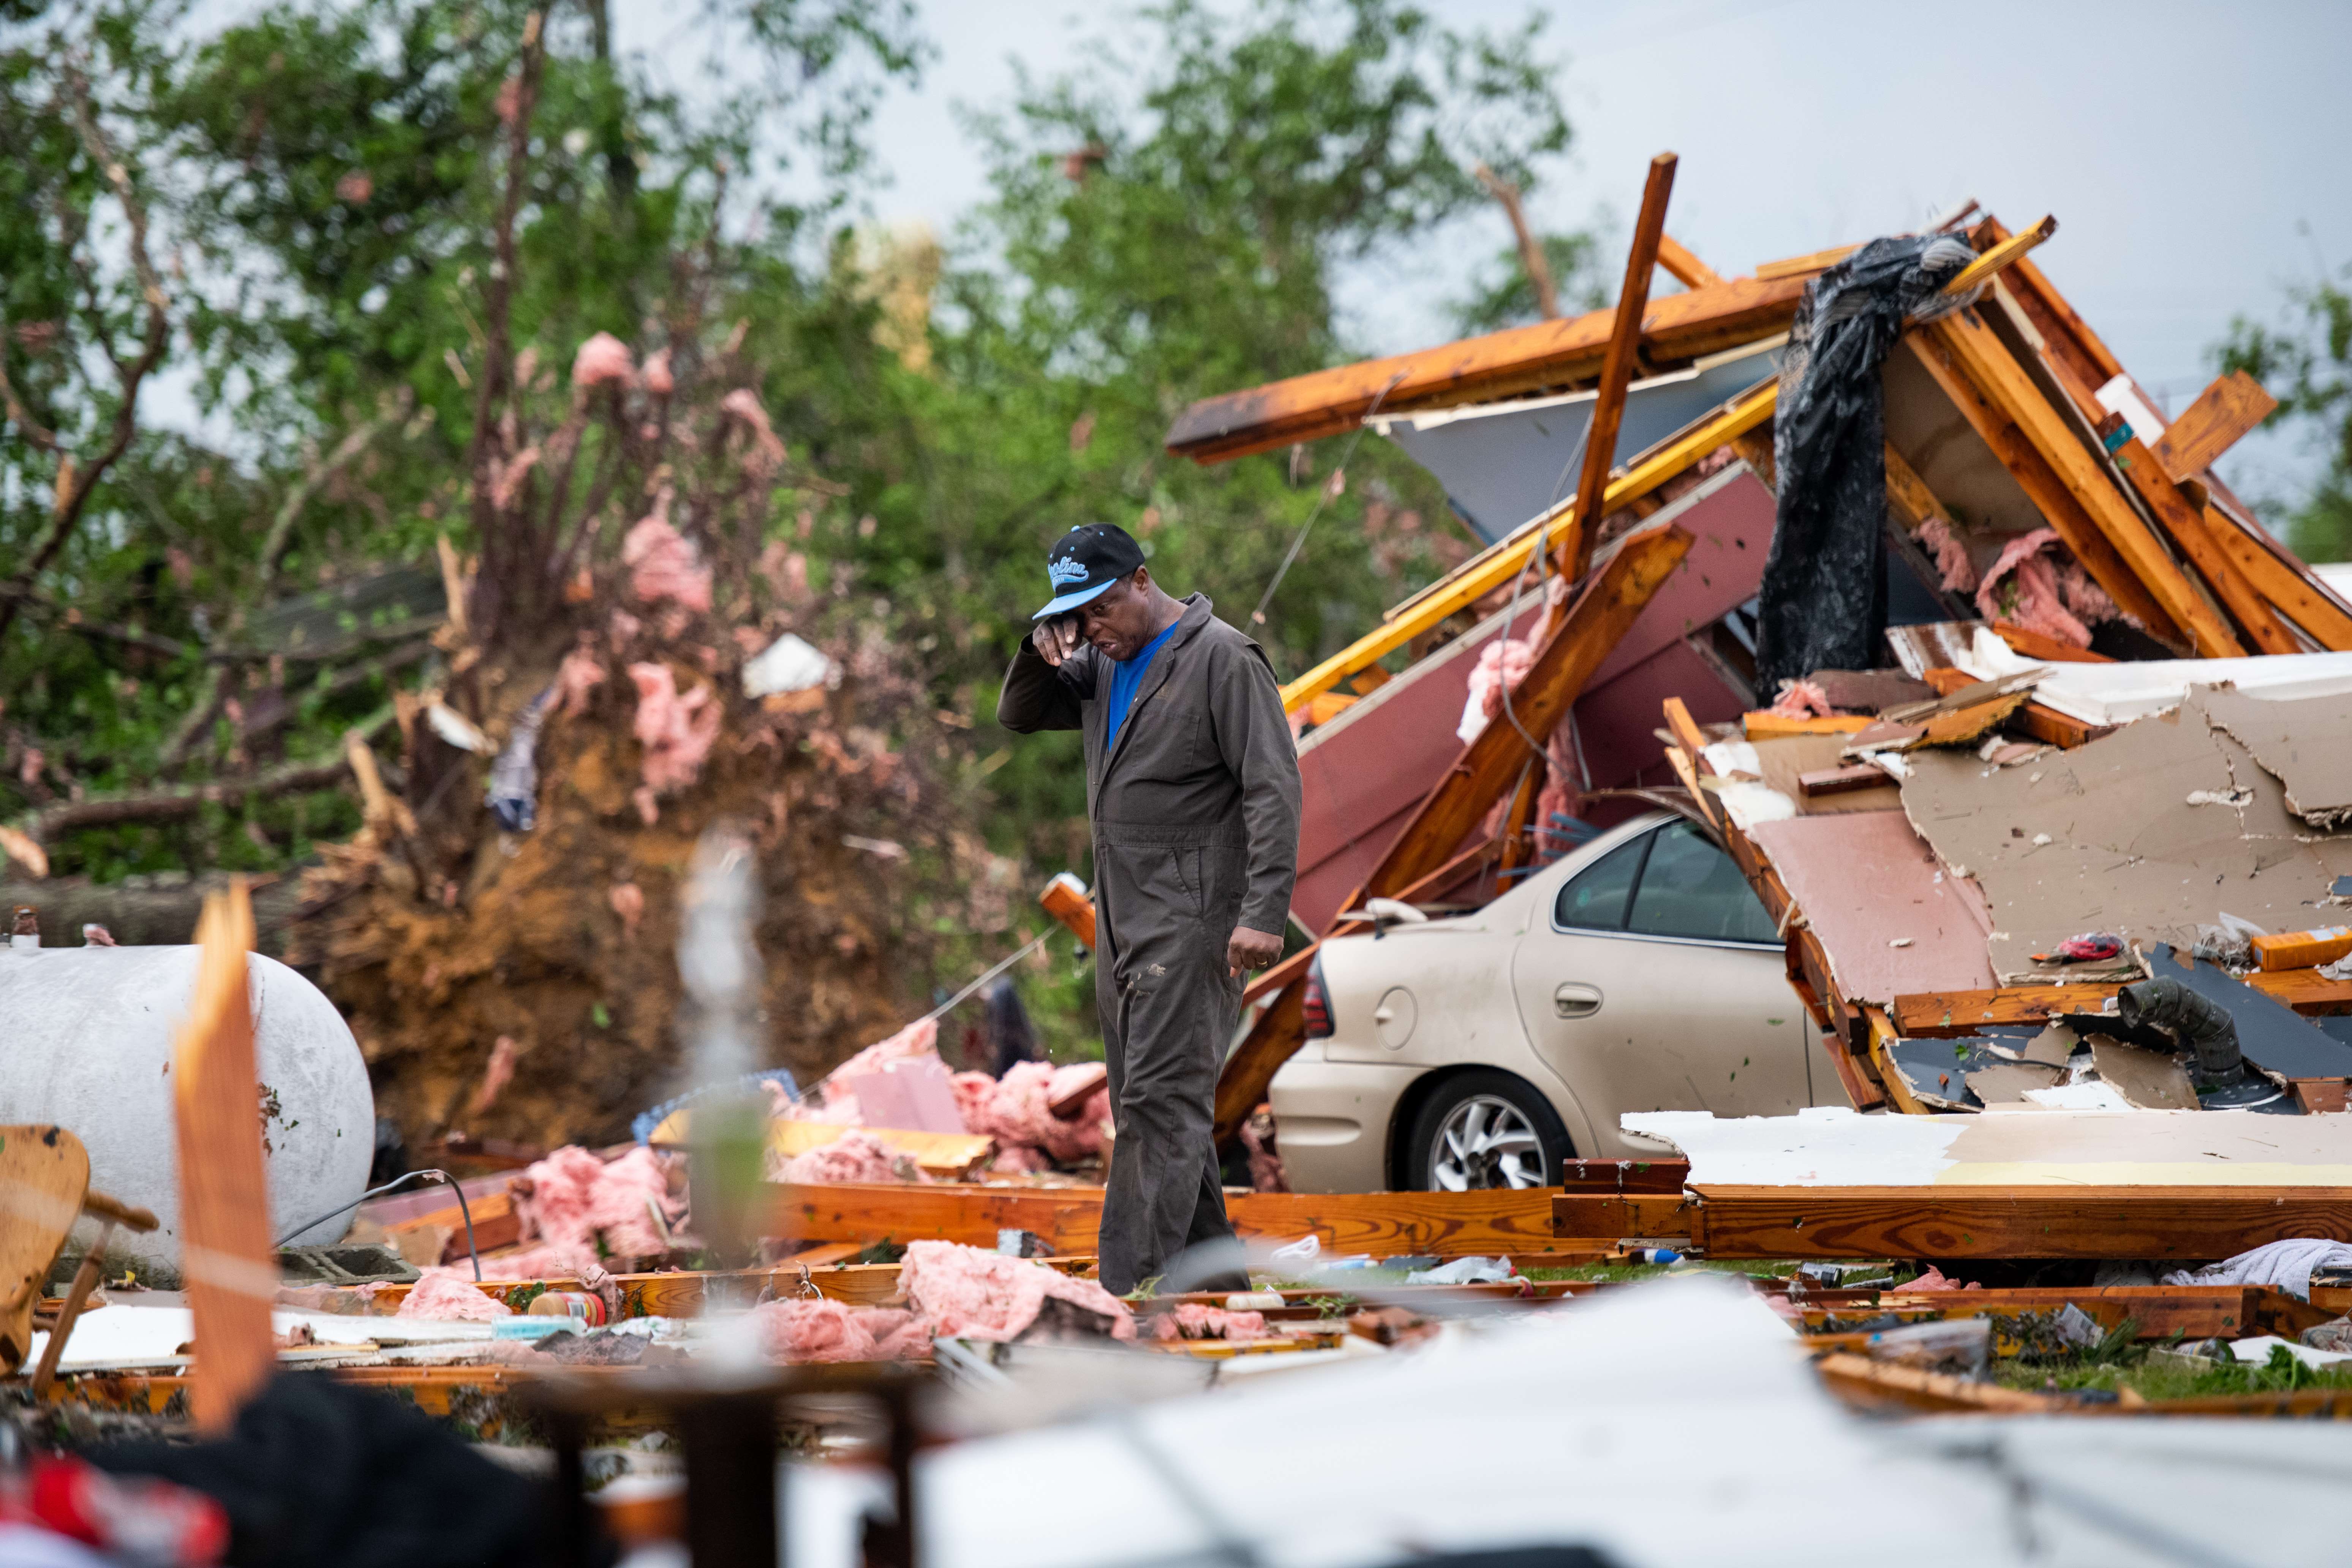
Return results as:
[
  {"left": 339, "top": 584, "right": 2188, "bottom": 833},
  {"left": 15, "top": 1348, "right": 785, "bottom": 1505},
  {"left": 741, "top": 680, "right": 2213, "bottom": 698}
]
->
[{"left": 1301, "top": 956, "right": 1335, "bottom": 1038}]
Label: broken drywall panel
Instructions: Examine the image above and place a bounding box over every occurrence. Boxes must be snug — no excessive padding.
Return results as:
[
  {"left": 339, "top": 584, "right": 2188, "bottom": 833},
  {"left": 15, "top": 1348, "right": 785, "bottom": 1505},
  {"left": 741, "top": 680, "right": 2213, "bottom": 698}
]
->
[
  {"left": 1622, "top": 1107, "right": 2352, "bottom": 1188},
  {"left": 1747, "top": 811, "right": 1998, "bottom": 1004},
  {"left": 1748, "top": 733, "right": 1902, "bottom": 816},
  {"left": 1953, "top": 626, "right": 2352, "bottom": 726},
  {"left": 2199, "top": 684, "right": 2352, "bottom": 830},
  {"left": 1899, "top": 696, "right": 2352, "bottom": 981},
  {"left": 2087, "top": 1035, "right": 2199, "bottom": 1110},
  {"left": 2145, "top": 944, "right": 2352, "bottom": 1081},
  {"left": 1967, "top": 1062, "right": 2066, "bottom": 1104},
  {"left": 1885, "top": 1035, "right": 2018, "bottom": 1111}
]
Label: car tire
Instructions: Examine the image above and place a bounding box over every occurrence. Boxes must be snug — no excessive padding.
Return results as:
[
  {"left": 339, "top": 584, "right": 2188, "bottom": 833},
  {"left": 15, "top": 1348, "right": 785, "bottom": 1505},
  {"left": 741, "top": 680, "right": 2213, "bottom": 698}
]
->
[{"left": 1403, "top": 1070, "right": 1572, "bottom": 1192}]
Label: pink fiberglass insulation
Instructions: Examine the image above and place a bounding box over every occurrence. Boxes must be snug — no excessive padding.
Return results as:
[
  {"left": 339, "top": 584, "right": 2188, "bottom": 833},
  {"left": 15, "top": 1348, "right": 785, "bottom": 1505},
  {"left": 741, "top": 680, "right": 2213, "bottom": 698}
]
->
[
  {"left": 1975, "top": 529, "right": 2092, "bottom": 648},
  {"left": 1150, "top": 1304, "right": 1271, "bottom": 1342},
  {"left": 772, "top": 1130, "right": 925, "bottom": 1185},
  {"left": 641, "top": 348, "right": 674, "bottom": 397},
  {"left": 629, "top": 663, "right": 721, "bottom": 797},
  {"left": 1456, "top": 636, "right": 1538, "bottom": 745},
  {"left": 720, "top": 388, "right": 788, "bottom": 479},
  {"left": 622, "top": 511, "right": 714, "bottom": 612},
  {"left": 952, "top": 1061, "right": 1110, "bottom": 1164},
  {"left": 2056, "top": 562, "right": 2124, "bottom": 627},
  {"left": 1916, "top": 515, "right": 1979, "bottom": 594},
  {"left": 571, "top": 332, "right": 635, "bottom": 389},
  {"left": 898, "top": 1241, "right": 1135, "bottom": 1342},
  {"left": 1767, "top": 679, "right": 1834, "bottom": 719},
  {"left": 396, "top": 1269, "right": 512, "bottom": 1321},
  {"left": 753, "top": 1299, "right": 929, "bottom": 1364},
  {"left": 554, "top": 645, "right": 606, "bottom": 719},
  {"left": 515, "top": 1144, "right": 680, "bottom": 1265},
  {"left": 789, "top": 1017, "right": 941, "bottom": 1127}
]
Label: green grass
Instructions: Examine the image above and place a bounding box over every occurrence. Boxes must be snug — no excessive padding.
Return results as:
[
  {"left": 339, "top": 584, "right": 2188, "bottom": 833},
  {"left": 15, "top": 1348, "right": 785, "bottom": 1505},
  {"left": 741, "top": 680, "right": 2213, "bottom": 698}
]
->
[{"left": 1993, "top": 1342, "right": 2352, "bottom": 1402}]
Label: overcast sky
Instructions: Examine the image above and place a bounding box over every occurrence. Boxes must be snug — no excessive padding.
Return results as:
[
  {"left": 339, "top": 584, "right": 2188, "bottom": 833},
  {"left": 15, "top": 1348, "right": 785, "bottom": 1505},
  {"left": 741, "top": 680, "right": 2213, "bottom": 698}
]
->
[{"left": 625, "top": 0, "right": 2350, "bottom": 514}]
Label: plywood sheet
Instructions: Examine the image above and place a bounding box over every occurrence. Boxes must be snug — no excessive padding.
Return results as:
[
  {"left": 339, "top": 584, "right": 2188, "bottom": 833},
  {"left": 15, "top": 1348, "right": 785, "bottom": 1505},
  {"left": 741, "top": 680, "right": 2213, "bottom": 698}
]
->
[
  {"left": 1747, "top": 811, "right": 1997, "bottom": 1004},
  {"left": 1900, "top": 696, "right": 2352, "bottom": 982},
  {"left": 2199, "top": 685, "right": 2352, "bottom": 829}
]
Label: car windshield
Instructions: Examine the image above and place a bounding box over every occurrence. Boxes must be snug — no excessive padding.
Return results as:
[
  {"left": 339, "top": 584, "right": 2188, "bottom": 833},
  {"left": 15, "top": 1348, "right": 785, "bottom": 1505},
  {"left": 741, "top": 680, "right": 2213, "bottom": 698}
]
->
[{"left": 1553, "top": 819, "right": 1777, "bottom": 945}]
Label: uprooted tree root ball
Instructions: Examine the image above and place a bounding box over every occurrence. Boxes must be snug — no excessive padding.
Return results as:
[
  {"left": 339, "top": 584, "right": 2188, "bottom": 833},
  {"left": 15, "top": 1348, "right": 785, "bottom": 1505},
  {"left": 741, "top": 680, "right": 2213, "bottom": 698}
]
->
[{"left": 291, "top": 616, "right": 964, "bottom": 1152}]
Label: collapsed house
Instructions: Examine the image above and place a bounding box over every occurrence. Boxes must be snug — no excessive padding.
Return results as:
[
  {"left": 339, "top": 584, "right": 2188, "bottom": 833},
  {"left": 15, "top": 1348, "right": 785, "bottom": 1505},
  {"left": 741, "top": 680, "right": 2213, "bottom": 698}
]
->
[{"left": 1163, "top": 199, "right": 2352, "bottom": 1138}]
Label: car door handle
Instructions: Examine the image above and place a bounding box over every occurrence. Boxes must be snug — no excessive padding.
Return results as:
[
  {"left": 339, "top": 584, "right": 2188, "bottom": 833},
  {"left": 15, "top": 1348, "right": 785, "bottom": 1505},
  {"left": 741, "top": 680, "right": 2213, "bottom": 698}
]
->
[{"left": 1554, "top": 982, "right": 1603, "bottom": 1019}]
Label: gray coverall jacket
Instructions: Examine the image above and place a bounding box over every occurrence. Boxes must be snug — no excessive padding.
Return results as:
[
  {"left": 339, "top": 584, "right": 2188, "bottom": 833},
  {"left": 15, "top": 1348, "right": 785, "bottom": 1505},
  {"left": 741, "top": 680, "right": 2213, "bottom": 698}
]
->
[{"left": 997, "top": 593, "right": 1302, "bottom": 1294}]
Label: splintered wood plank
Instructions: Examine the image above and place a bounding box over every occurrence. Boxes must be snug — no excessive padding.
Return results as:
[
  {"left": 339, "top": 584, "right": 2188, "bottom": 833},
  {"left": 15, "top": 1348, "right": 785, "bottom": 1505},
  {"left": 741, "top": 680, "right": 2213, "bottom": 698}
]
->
[
  {"left": 1754, "top": 242, "right": 1862, "bottom": 281},
  {"left": 1924, "top": 308, "right": 2241, "bottom": 655},
  {"left": 1815, "top": 1353, "right": 2063, "bottom": 1414},
  {"left": 2246, "top": 966, "right": 2352, "bottom": 1015},
  {"left": 1990, "top": 623, "right": 2112, "bottom": 663},
  {"left": 1916, "top": 667, "right": 2109, "bottom": 748},
  {"left": 2205, "top": 511, "right": 2352, "bottom": 651},
  {"left": 1549, "top": 1193, "right": 1704, "bottom": 1243},
  {"left": 1562, "top": 1159, "right": 1690, "bottom": 1192},
  {"left": 1849, "top": 1286, "right": 2282, "bottom": 1342},
  {"left": 2154, "top": 371, "right": 2279, "bottom": 481},
  {"left": 1214, "top": 969, "right": 1307, "bottom": 1146},
  {"left": 1562, "top": 152, "right": 1677, "bottom": 580},
  {"left": 2106, "top": 428, "right": 2298, "bottom": 654},
  {"left": 171, "top": 884, "right": 277, "bottom": 1433},
  {"left": 1900, "top": 331, "right": 2184, "bottom": 645},
  {"left": 1, "top": 1126, "right": 90, "bottom": 1374},
  {"left": 1692, "top": 1186, "right": 2352, "bottom": 1260},
  {"left": 1654, "top": 232, "right": 1721, "bottom": 289},
  {"left": 1228, "top": 1189, "right": 1562, "bottom": 1257},
  {"left": 1345, "top": 525, "right": 1693, "bottom": 900},
  {"left": 1742, "top": 713, "right": 1872, "bottom": 738},
  {"left": 1165, "top": 275, "right": 1807, "bottom": 462},
  {"left": 763, "top": 1183, "right": 1107, "bottom": 1252},
  {"left": 1892, "top": 985, "right": 2122, "bottom": 1035}
]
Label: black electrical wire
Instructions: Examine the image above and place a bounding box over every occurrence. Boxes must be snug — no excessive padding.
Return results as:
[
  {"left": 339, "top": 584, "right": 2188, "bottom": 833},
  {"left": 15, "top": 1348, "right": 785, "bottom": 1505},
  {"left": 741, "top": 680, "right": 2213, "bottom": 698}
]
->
[{"left": 273, "top": 1167, "right": 481, "bottom": 1281}]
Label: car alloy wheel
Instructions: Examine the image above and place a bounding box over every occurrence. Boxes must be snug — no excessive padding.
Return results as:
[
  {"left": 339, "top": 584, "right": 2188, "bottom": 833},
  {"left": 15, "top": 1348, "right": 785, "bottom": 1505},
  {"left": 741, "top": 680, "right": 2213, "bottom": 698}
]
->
[{"left": 1429, "top": 1094, "right": 1547, "bottom": 1190}]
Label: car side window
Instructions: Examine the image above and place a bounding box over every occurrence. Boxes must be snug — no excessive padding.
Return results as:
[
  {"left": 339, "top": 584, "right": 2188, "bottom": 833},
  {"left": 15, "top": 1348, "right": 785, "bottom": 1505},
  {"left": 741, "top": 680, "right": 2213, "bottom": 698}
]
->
[
  {"left": 1552, "top": 830, "right": 1652, "bottom": 931},
  {"left": 1625, "top": 820, "right": 1778, "bottom": 944}
]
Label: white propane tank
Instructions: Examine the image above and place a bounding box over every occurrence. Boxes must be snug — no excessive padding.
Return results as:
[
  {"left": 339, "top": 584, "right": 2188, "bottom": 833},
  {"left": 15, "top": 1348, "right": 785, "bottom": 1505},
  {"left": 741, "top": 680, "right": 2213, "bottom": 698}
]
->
[{"left": 0, "top": 944, "right": 375, "bottom": 1271}]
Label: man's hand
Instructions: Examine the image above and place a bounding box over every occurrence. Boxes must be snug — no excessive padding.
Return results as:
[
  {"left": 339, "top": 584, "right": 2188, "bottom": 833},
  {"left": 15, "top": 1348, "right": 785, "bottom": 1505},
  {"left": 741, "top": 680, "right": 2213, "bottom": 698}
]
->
[
  {"left": 1031, "top": 615, "right": 1081, "bottom": 667},
  {"left": 1227, "top": 925, "right": 1283, "bottom": 978}
]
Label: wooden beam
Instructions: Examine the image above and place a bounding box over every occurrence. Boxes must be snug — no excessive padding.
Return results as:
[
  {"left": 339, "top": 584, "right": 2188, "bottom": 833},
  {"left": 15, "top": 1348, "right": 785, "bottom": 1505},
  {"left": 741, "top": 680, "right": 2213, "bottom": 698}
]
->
[
  {"left": 755, "top": 1182, "right": 1565, "bottom": 1259},
  {"left": 2102, "top": 419, "right": 2298, "bottom": 654},
  {"left": 1213, "top": 969, "right": 1307, "bottom": 1146},
  {"left": 171, "top": 882, "right": 277, "bottom": 1434},
  {"left": 1892, "top": 985, "right": 2121, "bottom": 1035},
  {"left": 1900, "top": 330, "right": 2185, "bottom": 645},
  {"left": 1815, "top": 1354, "right": 2064, "bottom": 1415},
  {"left": 1353, "top": 526, "right": 1692, "bottom": 900},
  {"left": 1922, "top": 307, "right": 2242, "bottom": 656},
  {"left": 1563, "top": 153, "right": 1677, "bottom": 580},
  {"left": 1277, "top": 383, "right": 1773, "bottom": 712},
  {"left": 1654, "top": 232, "right": 1721, "bottom": 289},
  {"left": 1166, "top": 274, "right": 1805, "bottom": 463},
  {"left": 1881, "top": 443, "right": 1949, "bottom": 534},
  {"left": 2154, "top": 370, "right": 2279, "bottom": 481},
  {"left": 1687, "top": 1185, "right": 2352, "bottom": 1260},
  {"left": 2205, "top": 509, "right": 2352, "bottom": 651},
  {"left": 1989, "top": 624, "right": 2112, "bottom": 663},
  {"left": 1939, "top": 213, "right": 2058, "bottom": 299},
  {"left": 2247, "top": 966, "right": 2352, "bottom": 1015},
  {"left": 1754, "top": 242, "right": 1861, "bottom": 281}
]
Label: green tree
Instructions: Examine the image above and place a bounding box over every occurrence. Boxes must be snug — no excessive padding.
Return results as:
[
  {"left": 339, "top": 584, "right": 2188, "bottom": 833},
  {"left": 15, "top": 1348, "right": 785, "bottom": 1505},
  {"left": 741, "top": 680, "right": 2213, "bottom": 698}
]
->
[{"left": 2216, "top": 264, "right": 2352, "bottom": 562}]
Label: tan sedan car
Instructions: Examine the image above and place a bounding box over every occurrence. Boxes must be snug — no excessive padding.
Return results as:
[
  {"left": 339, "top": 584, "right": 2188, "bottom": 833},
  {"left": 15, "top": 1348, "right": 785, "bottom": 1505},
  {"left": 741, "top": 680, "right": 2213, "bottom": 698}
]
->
[{"left": 1270, "top": 811, "right": 1842, "bottom": 1192}]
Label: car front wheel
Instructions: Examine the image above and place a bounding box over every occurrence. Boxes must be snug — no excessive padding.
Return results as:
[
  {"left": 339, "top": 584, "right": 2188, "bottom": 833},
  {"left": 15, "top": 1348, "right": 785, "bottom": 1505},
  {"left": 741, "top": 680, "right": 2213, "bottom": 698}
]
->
[{"left": 1405, "top": 1070, "right": 1572, "bottom": 1191}]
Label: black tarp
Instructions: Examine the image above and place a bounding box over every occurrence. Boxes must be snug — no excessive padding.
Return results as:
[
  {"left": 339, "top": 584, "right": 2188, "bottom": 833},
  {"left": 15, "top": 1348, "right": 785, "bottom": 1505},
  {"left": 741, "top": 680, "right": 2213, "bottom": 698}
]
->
[{"left": 1755, "top": 234, "right": 1977, "bottom": 690}]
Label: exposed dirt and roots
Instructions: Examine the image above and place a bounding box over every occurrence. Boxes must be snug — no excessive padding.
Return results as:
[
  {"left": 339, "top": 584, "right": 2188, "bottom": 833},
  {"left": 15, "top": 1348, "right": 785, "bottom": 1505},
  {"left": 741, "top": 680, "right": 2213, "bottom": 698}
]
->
[{"left": 290, "top": 614, "right": 963, "bottom": 1152}]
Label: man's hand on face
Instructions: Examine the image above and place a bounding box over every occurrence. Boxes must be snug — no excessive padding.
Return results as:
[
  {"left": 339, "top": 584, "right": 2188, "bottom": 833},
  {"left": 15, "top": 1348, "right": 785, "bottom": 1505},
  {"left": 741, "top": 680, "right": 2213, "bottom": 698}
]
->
[
  {"left": 1226, "top": 925, "right": 1284, "bottom": 979},
  {"left": 1031, "top": 615, "right": 1082, "bottom": 667}
]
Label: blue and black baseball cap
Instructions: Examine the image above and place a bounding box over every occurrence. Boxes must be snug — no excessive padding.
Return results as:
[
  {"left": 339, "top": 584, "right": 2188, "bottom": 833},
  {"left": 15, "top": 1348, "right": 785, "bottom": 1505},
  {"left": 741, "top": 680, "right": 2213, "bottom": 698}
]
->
[{"left": 1032, "top": 523, "right": 1146, "bottom": 619}]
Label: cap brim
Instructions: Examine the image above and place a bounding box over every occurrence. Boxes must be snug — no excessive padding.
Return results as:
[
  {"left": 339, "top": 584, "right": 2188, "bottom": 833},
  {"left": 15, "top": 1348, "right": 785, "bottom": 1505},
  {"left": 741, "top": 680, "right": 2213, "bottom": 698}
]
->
[{"left": 1032, "top": 578, "right": 1117, "bottom": 620}]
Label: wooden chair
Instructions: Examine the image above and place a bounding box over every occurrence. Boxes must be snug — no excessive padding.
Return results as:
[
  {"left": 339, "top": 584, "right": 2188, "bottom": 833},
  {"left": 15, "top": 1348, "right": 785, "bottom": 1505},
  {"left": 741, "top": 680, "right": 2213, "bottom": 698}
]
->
[{"left": 1, "top": 1123, "right": 160, "bottom": 1397}]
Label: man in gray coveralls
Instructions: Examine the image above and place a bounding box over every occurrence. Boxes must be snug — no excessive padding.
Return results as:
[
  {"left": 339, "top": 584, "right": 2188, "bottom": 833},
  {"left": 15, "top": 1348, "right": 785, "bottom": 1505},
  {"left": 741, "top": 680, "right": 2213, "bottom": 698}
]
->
[{"left": 998, "top": 523, "right": 1302, "bottom": 1295}]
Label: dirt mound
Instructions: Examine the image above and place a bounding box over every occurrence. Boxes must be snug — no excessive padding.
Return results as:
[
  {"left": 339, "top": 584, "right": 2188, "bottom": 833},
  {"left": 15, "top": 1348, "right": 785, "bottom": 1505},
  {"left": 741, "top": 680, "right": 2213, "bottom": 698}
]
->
[{"left": 291, "top": 619, "right": 957, "bottom": 1152}]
